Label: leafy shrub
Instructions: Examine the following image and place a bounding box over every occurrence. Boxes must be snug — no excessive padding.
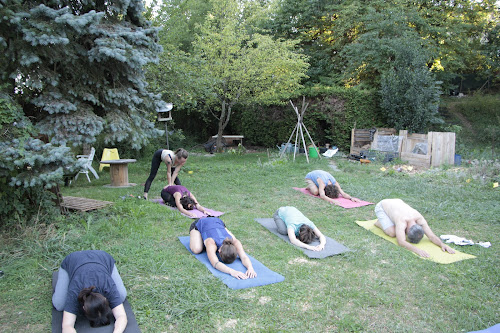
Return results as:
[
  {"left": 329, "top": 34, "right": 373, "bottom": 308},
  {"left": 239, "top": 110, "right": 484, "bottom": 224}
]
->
[
  {"left": 445, "top": 94, "right": 500, "bottom": 155},
  {"left": 231, "top": 86, "right": 381, "bottom": 150},
  {"left": 379, "top": 40, "right": 442, "bottom": 133}
]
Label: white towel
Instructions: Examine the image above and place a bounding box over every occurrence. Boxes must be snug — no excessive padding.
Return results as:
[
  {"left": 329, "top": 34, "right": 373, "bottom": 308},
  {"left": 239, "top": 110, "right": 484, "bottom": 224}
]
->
[{"left": 440, "top": 235, "right": 491, "bottom": 248}]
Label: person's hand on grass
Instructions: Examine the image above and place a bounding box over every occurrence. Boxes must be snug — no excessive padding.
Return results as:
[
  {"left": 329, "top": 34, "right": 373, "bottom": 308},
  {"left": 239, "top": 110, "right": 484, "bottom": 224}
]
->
[
  {"left": 442, "top": 244, "right": 455, "bottom": 254},
  {"left": 230, "top": 269, "right": 248, "bottom": 280},
  {"left": 245, "top": 268, "right": 257, "bottom": 278}
]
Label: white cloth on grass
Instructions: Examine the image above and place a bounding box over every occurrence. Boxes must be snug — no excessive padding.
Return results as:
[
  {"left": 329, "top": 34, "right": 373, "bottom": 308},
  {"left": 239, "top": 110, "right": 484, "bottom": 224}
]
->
[{"left": 440, "top": 235, "right": 491, "bottom": 248}]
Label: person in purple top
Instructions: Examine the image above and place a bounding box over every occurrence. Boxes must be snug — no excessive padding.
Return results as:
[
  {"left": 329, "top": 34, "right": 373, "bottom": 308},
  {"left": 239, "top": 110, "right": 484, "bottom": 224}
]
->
[
  {"left": 305, "top": 170, "right": 360, "bottom": 204},
  {"left": 161, "top": 185, "right": 208, "bottom": 218},
  {"left": 189, "top": 217, "right": 257, "bottom": 280},
  {"left": 52, "top": 250, "right": 128, "bottom": 333}
]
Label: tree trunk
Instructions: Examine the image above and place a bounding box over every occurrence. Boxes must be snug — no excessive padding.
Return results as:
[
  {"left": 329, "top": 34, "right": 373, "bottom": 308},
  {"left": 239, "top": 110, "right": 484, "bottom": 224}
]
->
[{"left": 216, "top": 100, "right": 229, "bottom": 153}]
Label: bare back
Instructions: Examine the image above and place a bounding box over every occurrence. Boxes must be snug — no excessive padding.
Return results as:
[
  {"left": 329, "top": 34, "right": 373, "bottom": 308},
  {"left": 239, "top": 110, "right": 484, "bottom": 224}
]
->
[{"left": 380, "top": 199, "right": 426, "bottom": 228}]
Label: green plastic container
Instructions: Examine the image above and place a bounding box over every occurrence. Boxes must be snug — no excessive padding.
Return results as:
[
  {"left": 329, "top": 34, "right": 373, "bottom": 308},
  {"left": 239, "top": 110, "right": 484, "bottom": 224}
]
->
[{"left": 308, "top": 146, "right": 319, "bottom": 158}]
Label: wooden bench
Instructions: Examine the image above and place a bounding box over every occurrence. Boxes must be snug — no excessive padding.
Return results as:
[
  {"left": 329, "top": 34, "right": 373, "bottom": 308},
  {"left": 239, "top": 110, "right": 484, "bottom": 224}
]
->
[{"left": 211, "top": 135, "right": 244, "bottom": 146}]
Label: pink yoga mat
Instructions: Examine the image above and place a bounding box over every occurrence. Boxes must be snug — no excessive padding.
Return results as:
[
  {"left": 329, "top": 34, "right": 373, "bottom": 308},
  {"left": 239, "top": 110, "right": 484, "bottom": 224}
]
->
[
  {"left": 151, "top": 199, "right": 224, "bottom": 218},
  {"left": 292, "top": 187, "right": 373, "bottom": 208}
]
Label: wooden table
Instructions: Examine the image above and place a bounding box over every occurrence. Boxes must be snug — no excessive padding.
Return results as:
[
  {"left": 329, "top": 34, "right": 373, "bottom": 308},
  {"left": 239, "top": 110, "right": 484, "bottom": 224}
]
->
[
  {"left": 211, "top": 134, "right": 244, "bottom": 146},
  {"left": 100, "top": 159, "right": 137, "bottom": 187}
]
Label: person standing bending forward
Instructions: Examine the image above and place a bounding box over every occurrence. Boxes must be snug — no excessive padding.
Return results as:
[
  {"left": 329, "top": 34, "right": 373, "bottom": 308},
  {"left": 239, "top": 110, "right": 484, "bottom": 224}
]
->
[{"left": 143, "top": 148, "right": 188, "bottom": 200}]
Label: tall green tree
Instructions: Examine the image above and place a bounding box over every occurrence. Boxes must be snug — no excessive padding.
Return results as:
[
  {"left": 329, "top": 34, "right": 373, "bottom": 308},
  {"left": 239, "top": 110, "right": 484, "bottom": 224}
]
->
[
  {"left": 193, "top": 0, "right": 309, "bottom": 151},
  {"left": 269, "top": 0, "right": 499, "bottom": 90},
  {"left": 379, "top": 39, "right": 442, "bottom": 133},
  {"left": 0, "top": 0, "right": 163, "bottom": 222},
  {"left": 0, "top": 0, "right": 164, "bottom": 148}
]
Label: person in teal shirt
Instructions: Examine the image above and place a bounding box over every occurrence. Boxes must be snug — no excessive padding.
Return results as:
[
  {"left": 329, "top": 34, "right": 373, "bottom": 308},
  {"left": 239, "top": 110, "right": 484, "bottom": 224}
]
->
[{"left": 273, "top": 206, "right": 326, "bottom": 251}]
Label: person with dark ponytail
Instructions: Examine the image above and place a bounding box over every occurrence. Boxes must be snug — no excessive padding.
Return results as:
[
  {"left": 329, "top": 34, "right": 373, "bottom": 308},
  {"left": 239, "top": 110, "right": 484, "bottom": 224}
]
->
[
  {"left": 161, "top": 184, "right": 209, "bottom": 218},
  {"left": 273, "top": 206, "right": 326, "bottom": 251},
  {"left": 189, "top": 217, "right": 257, "bottom": 280},
  {"left": 52, "top": 250, "right": 128, "bottom": 333},
  {"left": 143, "top": 148, "right": 189, "bottom": 200}
]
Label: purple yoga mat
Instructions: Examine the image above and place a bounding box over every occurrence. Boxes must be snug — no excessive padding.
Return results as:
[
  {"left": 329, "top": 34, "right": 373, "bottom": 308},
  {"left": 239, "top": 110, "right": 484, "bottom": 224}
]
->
[
  {"left": 151, "top": 199, "right": 224, "bottom": 218},
  {"left": 292, "top": 187, "right": 373, "bottom": 208}
]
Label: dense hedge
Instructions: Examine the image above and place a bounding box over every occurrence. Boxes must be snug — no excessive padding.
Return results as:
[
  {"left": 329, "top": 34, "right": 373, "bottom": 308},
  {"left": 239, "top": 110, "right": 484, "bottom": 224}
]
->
[{"left": 230, "top": 86, "right": 383, "bottom": 150}]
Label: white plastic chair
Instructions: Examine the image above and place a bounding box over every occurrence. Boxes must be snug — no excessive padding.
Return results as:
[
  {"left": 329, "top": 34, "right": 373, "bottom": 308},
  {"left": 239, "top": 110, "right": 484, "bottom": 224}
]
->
[{"left": 74, "top": 147, "right": 99, "bottom": 182}]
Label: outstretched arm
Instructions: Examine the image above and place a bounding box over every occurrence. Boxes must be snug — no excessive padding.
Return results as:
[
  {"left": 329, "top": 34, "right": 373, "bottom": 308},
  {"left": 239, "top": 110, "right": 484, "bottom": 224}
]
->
[
  {"left": 314, "top": 228, "right": 326, "bottom": 251},
  {"left": 164, "top": 155, "right": 173, "bottom": 186},
  {"left": 62, "top": 312, "right": 77, "bottom": 333},
  {"left": 174, "top": 193, "right": 196, "bottom": 218},
  {"left": 205, "top": 240, "right": 249, "bottom": 279},
  {"left": 288, "top": 228, "right": 322, "bottom": 251},
  {"left": 112, "top": 304, "right": 128, "bottom": 333},
  {"left": 225, "top": 230, "right": 256, "bottom": 278},
  {"left": 421, "top": 222, "right": 455, "bottom": 254},
  {"left": 190, "top": 193, "right": 208, "bottom": 215},
  {"left": 335, "top": 182, "right": 360, "bottom": 202}
]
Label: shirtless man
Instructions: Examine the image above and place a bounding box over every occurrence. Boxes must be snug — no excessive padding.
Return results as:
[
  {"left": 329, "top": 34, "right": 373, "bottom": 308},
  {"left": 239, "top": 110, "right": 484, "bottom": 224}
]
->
[{"left": 374, "top": 199, "right": 455, "bottom": 257}]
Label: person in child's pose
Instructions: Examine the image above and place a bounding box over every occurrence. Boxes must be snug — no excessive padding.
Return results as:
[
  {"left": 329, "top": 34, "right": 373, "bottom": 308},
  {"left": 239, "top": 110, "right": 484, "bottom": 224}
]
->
[
  {"left": 305, "top": 170, "right": 360, "bottom": 204},
  {"left": 273, "top": 206, "right": 326, "bottom": 251},
  {"left": 161, "top": 185, "right": 209, "bottom": 218},
  {"left": 189, "top": 217, "right": 257, "bottom": 280},
  {"left": 52, "top": 250, "right": 128, "bottom": 333},
  {"left": 143, "top": 148, "right": 188, "bottom": 200},
  {"left": 374, "top": 199, "right": 456, "bottom": 257}
]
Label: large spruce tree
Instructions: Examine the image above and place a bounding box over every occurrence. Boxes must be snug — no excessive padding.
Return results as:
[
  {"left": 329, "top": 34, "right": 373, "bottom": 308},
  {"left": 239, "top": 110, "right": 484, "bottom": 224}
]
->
[
  {"left": 0, "top": 0, "right": 164, "bottom": 148},
  {"left": 0, "top": 0, "right": 163, "bottom": 222}
]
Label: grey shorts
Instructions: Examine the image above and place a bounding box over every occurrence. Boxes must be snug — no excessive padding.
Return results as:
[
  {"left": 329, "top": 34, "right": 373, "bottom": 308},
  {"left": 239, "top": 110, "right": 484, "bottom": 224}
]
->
[{"left": 375, "top": 202, "right": 395, "bottom": 230}]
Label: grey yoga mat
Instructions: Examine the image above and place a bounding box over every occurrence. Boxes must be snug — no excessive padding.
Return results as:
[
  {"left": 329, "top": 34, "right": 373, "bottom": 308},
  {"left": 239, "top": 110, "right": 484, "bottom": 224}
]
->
[
  {"left": 51, "top": 271, "right": 140, "bottom": 333},
  {"left": 254, "top": 218, "right": 351, "bottom": 259}
]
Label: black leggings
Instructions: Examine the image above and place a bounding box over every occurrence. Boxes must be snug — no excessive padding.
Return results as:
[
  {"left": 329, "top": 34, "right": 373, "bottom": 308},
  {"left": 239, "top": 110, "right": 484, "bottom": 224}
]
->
[
  {"left": 160, "top": 189, "right": 176, "bottom": 206},
  {"left": 144, "top": 149, "right": 181, "bottom": 193}
]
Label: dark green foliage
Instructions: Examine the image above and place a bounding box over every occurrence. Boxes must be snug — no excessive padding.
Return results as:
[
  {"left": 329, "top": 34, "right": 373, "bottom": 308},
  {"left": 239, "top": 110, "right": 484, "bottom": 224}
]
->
[
  {"left": 0, "top": 0, "right": 163, "bottom": 224},
  {"left": 446, "top": 94, "right": 500, "bottom": 154},
  {"left": 232, "top": 86, "right": 381, "bottom": 149},
  {"left": 0, "top": 0, "right": 163, "bottom": 148},
  {"left": 379, "top": 39, "right": 442, "bottom": 133},
  {"left": 269, "top": 0, "right": 499, "bottom": 91}
]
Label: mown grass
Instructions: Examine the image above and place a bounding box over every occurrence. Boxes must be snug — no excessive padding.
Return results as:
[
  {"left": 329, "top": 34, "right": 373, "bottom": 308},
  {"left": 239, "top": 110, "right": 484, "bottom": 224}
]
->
[{"left": 0, "top": 151, "right": 499, "bottom": 332}]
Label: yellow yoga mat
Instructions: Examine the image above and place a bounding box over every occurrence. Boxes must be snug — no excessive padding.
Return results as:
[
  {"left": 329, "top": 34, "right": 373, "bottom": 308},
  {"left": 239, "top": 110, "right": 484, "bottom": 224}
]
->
[{"left": 356, "top": 219, "right": 476, "bottom": 264}]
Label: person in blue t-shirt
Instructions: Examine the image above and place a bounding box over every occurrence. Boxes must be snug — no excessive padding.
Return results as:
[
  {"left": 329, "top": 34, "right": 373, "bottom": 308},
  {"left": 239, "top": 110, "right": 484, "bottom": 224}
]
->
[
  {"left": 52, "top": 250, "right": 128, "bottom": 333},
  {"left": 273, "top": 206, "right": 326, "bottom": 251},
  {"left": 189, "top": 217, "right": 257, "bottom": 280},
  {"left": 305, "top": 170, "right": 360, "bottom": 204}
]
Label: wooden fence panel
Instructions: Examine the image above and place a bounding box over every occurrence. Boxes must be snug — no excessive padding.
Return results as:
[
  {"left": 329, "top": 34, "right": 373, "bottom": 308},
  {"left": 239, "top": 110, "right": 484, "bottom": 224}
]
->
[{"left": 430, "top": 132, "right": 455, "bottom": 167}]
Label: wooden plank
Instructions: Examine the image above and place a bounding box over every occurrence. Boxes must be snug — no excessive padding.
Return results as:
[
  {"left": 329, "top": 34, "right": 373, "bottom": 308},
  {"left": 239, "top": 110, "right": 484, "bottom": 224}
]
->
[
  {"left": 61, "top": 196, "right": 114, "bottom": 212},
  {"left": 401, "top": 152, "right": 431, "bottom": 167},
  {"left": 430, "top": 132, "right": 455, "bottom": 167}
]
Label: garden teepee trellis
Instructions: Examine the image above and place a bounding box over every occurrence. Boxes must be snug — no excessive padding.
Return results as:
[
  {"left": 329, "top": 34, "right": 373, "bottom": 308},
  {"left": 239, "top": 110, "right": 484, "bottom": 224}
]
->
[{"left": 280, "top": 96, "right": 321, "bottom": 163}]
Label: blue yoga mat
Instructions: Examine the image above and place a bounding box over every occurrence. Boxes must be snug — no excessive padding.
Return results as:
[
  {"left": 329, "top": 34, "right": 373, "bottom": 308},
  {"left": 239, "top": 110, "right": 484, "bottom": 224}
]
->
[{"left": 178, "top": 236, "right": 284, "bottom": 289}]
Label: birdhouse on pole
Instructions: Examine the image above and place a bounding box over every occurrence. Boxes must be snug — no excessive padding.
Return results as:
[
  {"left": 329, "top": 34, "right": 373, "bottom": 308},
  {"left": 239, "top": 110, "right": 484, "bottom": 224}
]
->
[
  {"left": 157, "top": 103, "right": 173, "bottom": 149},
  {"left": 157, "top": 103, "right": 173, "bottom": 122}
]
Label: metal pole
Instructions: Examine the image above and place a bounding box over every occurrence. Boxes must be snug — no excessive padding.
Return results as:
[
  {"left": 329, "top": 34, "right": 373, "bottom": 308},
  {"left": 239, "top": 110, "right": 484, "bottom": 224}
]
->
[{"left": 165, "top": 122, "right": 170, "bottom": 150}]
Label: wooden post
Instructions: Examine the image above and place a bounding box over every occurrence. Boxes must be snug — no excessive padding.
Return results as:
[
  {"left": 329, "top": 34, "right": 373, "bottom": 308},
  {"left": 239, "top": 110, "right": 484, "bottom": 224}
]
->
[{"left": 110, "top": 164, "right": 129, "bottom": 187}]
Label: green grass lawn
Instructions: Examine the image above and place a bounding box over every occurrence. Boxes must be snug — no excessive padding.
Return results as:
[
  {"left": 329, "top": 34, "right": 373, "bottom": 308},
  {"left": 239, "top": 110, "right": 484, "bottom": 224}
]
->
[{"left": 1, "top": 151, "right": 499, "bottom": 332}]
